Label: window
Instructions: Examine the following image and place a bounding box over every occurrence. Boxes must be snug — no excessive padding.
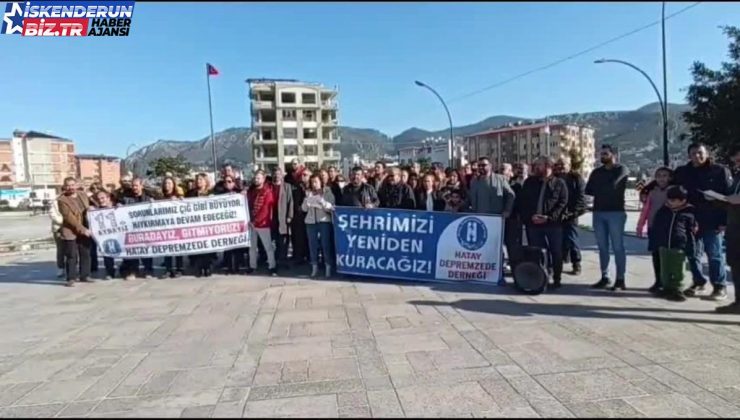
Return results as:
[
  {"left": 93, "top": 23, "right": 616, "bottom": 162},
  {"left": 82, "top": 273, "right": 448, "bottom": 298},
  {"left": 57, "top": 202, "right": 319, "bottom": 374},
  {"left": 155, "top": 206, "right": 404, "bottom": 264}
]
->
[
  {"left": 0, "top": 176, "right": 11, "bottom": 182},
  {"left": 260, "top": 110, "right": 276, "bottom": 122},
  {"left": 303, "top": 128, "right": 317, "bottom": 139},
  {"left": 282, "top": 109, "right": 296, "bottom": 121},
  {"left": 259, "top": 92, "right": 274, "bottom": 101},
  {"left": 0, "top": 164, "right": 10, "bottom": 172},
  {"left": 261, "top": 130, "right": 273, "bottom": 140},
  {"left": 301, "top": 93, "right": 316, "bottom": 104},
  {"left": 304, "top": 146, "right": 317, "bottom": 155},
  {"left": 303, "top": 110, "right": 315, "bottom": 121},
  {"left": 283, "top": 128, "right": 297, "bottom": 138},
  {"left": 284, "top": 146, "right": 298, "bottom": 156},
  {"left": 281, "top": 92, "right": 296, "bottom": 103}
]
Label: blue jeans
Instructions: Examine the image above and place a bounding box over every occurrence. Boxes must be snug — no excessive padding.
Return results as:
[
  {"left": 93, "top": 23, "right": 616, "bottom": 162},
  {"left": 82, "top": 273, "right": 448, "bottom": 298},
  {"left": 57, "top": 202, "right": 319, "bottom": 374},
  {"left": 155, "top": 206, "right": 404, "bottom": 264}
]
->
[
  {"left": 562, "top": 223, "right": 582, "bottom": 264},
  {"left": 687, "top": 230, "right": 727, "bottom": 287},
  {"left": 307, "top": 223, "right": 334, "bottom": 266},
  {"left": 592, "top": 211, "right": 627, "bottom": 280}
]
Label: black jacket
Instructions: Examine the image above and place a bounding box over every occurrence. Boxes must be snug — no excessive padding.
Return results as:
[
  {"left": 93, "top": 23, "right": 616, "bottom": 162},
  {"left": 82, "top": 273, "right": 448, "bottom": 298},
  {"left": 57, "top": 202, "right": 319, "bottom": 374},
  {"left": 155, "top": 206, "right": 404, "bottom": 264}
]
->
[
  {"left": 673, "top": 160, "right": 732, "bottom": 232},
  {"left": 341, "top": 183, "right": 380, "bottom": 208},
  {"left": 518, "top": 175, "right": 569, "bottom": 225},
  {"left": 648, "top": 204, "right": 697, "bottom": 253},
  {"left": 415, "top": 189, "right": 446, "bottom": 211},
  {"left": 121, "top": 191, "right": 154, "bottom": 205},
  {"left": 559, "top": 171, "right": 587, "bottom": 224},
  {"left": 585, "top": 164, "right": 629, "bottom": 212},
  {"left": 213, "top": 178, "right": 244, "bottom": 195},
  {"left": 509, "top": 178, "right": 525, "bottom": 220},
  {"left": 329, "top": 181, "right": 343, "bottom": 205},
  {"left": 378, "top": 182, "right": 416, "bottom": 210}
]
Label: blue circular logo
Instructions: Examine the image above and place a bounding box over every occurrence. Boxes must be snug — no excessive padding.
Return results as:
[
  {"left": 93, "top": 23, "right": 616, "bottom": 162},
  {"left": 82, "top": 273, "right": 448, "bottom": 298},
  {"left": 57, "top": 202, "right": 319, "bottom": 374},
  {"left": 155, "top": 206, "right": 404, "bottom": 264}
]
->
[
  {"left": 103, "top": 239, "right": 122, "bottom": 256},
  {"left": 456, "top": 217, "right": 487, "bottom": 251}
]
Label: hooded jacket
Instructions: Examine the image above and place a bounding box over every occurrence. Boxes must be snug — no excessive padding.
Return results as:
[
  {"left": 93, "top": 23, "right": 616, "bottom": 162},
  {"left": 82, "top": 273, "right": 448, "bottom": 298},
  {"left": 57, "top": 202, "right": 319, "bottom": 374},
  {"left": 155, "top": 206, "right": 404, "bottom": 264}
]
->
[
  {"left": 673, "top": 159, "right": 732, "bottom": 232},
  {"left": 648, "top": 203, "right": 698, "bottom": 253}
]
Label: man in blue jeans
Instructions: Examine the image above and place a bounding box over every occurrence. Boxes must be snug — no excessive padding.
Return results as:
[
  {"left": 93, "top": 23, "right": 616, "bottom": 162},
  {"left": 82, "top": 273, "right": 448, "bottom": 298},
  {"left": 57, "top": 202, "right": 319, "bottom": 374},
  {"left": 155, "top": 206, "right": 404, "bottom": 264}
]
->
[
  {"left": 585, "top": 145, "right": 629, "bottom": 291},
  {"left": 673, "top": 142, "right": 732, "bottom": 301}
]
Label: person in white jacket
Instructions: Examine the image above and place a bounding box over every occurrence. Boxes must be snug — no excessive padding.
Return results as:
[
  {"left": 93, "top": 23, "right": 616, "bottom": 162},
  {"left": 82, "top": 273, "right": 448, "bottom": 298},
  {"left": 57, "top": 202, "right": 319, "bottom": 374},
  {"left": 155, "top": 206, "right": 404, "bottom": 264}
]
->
[
  {"left": 302, "top": 174, "right": 336, "bottom": 278},
  {"left": 48, "top": 197, "right": 65, "bottom": 278}
]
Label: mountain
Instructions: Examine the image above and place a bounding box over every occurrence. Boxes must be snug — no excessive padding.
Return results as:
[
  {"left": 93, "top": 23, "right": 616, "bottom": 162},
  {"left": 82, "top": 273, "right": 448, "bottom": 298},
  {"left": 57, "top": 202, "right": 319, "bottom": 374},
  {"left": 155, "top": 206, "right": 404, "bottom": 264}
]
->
[{"left": 124, "top": 102, "right": 693, "bottom": 176}]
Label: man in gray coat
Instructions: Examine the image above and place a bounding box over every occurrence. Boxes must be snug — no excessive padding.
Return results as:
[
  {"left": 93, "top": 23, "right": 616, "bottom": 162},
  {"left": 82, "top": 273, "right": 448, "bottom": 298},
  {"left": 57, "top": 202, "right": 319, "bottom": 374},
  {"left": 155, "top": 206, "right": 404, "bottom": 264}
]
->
[
  {"left": 470, "top": 157, "right": 515, "bottom": 217},
  {"left": 271, "top": 168, "right": 294, "bottom": 268},
  {"left": 470, "top": 157, "right": 516, "bottom": 286}
]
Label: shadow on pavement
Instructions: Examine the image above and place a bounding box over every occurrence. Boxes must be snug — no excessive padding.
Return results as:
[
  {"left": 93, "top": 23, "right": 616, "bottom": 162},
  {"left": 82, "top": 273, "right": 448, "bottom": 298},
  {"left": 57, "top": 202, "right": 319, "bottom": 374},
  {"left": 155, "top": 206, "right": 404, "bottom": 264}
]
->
[
  {"left": 0, "top": 260, "right": 67, "bottom": 286},
  {"left": 408, "top": 298, "right": 740, "bottom": 326}
]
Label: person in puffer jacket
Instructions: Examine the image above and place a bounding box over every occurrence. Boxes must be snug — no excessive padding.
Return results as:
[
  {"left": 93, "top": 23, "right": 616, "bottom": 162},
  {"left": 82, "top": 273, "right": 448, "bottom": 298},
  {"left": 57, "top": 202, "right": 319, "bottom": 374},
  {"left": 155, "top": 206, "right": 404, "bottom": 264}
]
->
[
  {"left": 648, "top": 185, "right": 698, "bottom": 302},
  {"left": 302, "top": 174, "right": 336, "bottom": 279}
]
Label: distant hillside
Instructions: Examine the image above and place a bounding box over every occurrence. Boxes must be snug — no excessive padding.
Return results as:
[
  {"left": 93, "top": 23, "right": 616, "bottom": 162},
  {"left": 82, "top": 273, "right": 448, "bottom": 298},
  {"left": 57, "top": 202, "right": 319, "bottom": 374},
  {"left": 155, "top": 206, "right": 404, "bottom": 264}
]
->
[{"left": 125, "top": 102, "right": 693, "bottom": 176}]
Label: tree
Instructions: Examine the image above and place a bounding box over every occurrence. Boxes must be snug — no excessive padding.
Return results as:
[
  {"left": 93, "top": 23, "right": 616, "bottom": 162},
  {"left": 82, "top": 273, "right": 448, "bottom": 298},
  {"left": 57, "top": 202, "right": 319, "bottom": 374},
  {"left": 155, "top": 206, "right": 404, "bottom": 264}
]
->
[
  {"left": 147, "top": 156, "right": 192, "bottom": 178},
  {"left": 683, "top": 26, "right": 740, "bottom": 162},
  {"left": 416, "top": 157, "right": 432, "bottom": 172}
]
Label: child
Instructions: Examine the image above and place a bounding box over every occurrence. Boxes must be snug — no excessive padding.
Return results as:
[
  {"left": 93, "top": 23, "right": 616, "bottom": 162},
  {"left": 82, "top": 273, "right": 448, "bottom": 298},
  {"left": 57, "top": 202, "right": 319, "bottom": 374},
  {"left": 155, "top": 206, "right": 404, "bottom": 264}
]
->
[
  {"left": 94, "top": 190, "right": 117, "bottom": 280},
  {"left": 636, "top": 167, "right": 673, "bottom": 294},
  {"left": 444, "top": 189, "right": 467, "bottom": 213},
  {"left": 648, "top": 185, "right": 698, "bottom": 302}
]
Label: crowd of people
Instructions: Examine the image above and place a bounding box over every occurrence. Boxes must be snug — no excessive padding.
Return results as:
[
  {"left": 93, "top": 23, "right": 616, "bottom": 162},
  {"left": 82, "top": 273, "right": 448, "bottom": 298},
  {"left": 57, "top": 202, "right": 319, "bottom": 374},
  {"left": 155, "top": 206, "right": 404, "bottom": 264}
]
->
[{"left": 48, "top": 145, "right": 740, "bottom": 314}]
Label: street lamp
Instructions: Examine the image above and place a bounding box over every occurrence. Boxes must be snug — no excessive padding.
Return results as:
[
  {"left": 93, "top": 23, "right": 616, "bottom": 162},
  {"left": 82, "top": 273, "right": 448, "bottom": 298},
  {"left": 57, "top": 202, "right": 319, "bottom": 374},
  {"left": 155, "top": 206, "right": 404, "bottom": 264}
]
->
[
  {"left": 594, "top": 59, "right": 669, "bottom": 166},
  {"left": 414, "top": 80, "right": 454, "bottom": 168}
]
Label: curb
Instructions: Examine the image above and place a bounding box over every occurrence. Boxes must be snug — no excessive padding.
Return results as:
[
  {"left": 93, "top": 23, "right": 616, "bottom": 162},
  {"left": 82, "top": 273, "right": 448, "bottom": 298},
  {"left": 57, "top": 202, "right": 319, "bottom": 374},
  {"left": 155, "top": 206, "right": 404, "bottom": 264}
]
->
[{"left": 0, "top": 239, "right": 55, "bottom": 254}]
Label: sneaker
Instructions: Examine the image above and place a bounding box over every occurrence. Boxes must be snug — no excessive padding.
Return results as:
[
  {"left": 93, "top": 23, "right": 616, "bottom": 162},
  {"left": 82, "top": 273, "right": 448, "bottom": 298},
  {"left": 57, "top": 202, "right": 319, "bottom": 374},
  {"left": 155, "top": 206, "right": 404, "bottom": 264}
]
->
[
  {"left": 245, "top": 268, "right": 254, "bottom": 274},
  {"left": 707, "top": 286, "right": 728, "bottom": 302},
  {"left": 610, "top": 279, "right": 626, "bottom": 291},
  {"left": 591, "top": 277, "right": 611, "bottom": 289},
  {"left": 572, "top": 263, "right": 582, "bottom": 276},
  {"left": 65, "top": 279, "right": 75, "bottom": 287},
  {"left": 684, "top": 284, "right": 707, "bottom": 297},
  {"left": 158, "top": 272, "right": 170, "bottom": 280},
  {"left": 124, "top": 274, "right": 135, "bottom": 281},
  {"left": 648, "top": 283, "right": 662, "bottom": 295},
  {"left": 104, "top": 275, "right": 112, "bottom": 280},
  {"left": 270, "top": 268, "right": 278, "bottom": 277},
  {"left": 716, "top": 302, "right": 740, "bottom": 314},
  {"left": 56, "top": 269, "right": 65, "bottom": 278},
  {"left": 80, "top": 278, "right": 94, "bottom": 283},
  {"left": 665, "top": 290, "right": 687, "bottom": 302}
]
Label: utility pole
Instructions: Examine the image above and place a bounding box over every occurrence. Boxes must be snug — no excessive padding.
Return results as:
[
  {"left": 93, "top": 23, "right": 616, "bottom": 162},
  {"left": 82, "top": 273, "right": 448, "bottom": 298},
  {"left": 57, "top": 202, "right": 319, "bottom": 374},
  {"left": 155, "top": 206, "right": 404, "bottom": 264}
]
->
[{"left": 661, "top": 1, "right": 669, "bottom": 166}]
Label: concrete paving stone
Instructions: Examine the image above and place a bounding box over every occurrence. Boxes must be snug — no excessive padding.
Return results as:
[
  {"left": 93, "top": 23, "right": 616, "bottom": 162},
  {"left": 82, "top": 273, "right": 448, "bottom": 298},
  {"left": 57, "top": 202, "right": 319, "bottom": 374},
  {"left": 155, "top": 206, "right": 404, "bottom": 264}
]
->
[
  {"left": 253, "top": 362, "right": 283, "bottom": 386},
  {"left": 713, "top": 386, "right": 740, "bottom": 401},
  {"left": 166, "top": 366, "right": 230, "bottom": 394},
  {"left": 259, "top": 341, "right": 333, "bottom": 363},
  {"left": 337, "top": 391, "right": 368, "bottom": 407},
  {"left": 281, "top": 360, "right": 308, "bottom": 384},
  {"left": 0, "top": 381, "right": 41, "bottom": 406},
  {"left": 475, "top": 406, "right": 542, "bottom": 418},
  {"left": 397, "top": 382, "right": 499, "bottom": 417},
  {"left": 504, "top": 375, "right": 557, "bottom": 403},
  {"left": 391, "top": 366, "right": 503, "bottom": 388},
  {"left": 495, "top": 364, "right": 528, "bottom": 379},
  {"left": 180, "top": 404, "right": 215, "bottom": 418},
  {"left": 338, "top": 404, "right": 372, "bottom": 418},
  {"left": 535, "top": 369, "right": 647, "bottom": 403},
  {"left": 219, "top": 386, "right": 250, "bottom": 403},
  {"left": 358, "top": 356, "right": 389, "bottom": 378},
  {"left": 92, "top": 397, "right": 141, "bottom": 414},
  {"left": 367, "top": 389, "right": 405, "bottom": 417},
  {"left": 664, "top": 358, "right": 740, "bottom": 390},
  {"left": 308, "top": 357, "right": 360, "bottom": 382},
  {"left": 248, "top": 378, "right": 364, "bottom": 401},
  {"left": 211, "top": 401, "right": 245, "bottom": 418},
  {"left": 76, "top": 352, "right": 149, "bottom": 400},
  {"left": 17, "top": 377, "right": 98, "bottom": 405},
  {"left": 625, "top": 393, "right": 717, "bottom": 418},
  {"left": 332, "top": 347, "right": 356, "bottom": 358},
  {"left": 376, "top": 333, "right": 449, "bottom": 354},
  {"left": 638, "top": 364, "right": 706, "bottom": 394},
  {"left": 243, "top": 394, "right": 338, "bottom": 418},
  {"left": 224, "top": 365, "right": 257, "bottom": 387},
  {"left": 0, "top": 402, "right": 66, "bottom": 417},
  {"left": 0, "top": 358, "right": 77, "bottom": 383},
  {"left": 529, "top": 398, "right": 575, "bottom": 418},
  {"left": 685, "top": 390, "right": 740, "bottom": 418},
  {"left": 363, "top": 375, "right": 394, "bottom": 391},
  {"left": 478, "top": 379, "right": 530, "bottom": 409},
  {"left": 57, "top": 400, "right": 100, "bottom": 417},
  {"left": 137, "top": 370, "right": 180, "bottom": 396},
  {"left": 272, "top": 309, "right": 329, "bottom": 325}
]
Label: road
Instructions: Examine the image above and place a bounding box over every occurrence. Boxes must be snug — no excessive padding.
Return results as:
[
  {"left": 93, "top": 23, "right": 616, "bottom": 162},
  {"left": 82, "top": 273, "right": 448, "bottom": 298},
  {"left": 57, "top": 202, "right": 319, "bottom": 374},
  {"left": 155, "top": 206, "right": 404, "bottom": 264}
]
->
[{"left": 0, "top": 229, "right": 739, "bottom": 418}]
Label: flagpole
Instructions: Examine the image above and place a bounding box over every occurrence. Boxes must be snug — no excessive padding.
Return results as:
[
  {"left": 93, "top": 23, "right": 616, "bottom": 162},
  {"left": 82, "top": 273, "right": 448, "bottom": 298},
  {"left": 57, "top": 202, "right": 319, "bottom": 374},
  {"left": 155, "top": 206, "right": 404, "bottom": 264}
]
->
[{"left": 206, "top": 64, "right": 218, "bottom": 177}]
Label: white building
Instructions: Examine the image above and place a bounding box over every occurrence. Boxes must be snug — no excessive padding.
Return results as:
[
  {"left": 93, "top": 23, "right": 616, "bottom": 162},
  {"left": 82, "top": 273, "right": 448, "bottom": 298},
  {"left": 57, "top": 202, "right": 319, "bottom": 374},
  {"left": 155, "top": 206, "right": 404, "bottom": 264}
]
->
[
  {"left": 248, "top": 79, "right": 341, "bottom": 172},
  {"left": 397, "top": 137, "right": 467, "bottom": 167}
]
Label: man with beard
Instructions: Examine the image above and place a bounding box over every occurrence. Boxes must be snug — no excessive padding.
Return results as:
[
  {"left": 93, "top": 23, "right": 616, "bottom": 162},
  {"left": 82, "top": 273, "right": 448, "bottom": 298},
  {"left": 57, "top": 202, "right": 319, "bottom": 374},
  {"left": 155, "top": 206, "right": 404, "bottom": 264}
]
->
[
  {"left": 585, "top": 145, "right": 629, "bottom": 291},
  {"left": 370, "top": 161, "right": 387, "bottom": 191},
  {"left": 271, "top": 167, "right": 294, "bottom": 268},
  {"left": 500, "top": 162, "right": 524, "bottom": 272},
  {"left": 554, "top": 158, "right": 587, "bottom": 275},
  {"left": 518, "top": 157, "right": 569, "bottom": 288},
  {"left": 470, "top": 157, "right": 515, "bottom": 217},
  {"left": 673, "top": 142, "right": 732, "bottom": 300},
  {"left": 327, "top": 165, "right": 343, "bottom": 203},
  {"left": 287, "top": 158, "right": 305, "bottom": 186},
  {"left": 290, "top": 169, "right": 312, "bottom": 265},
  {"left": 378, "top": 167, "right": 416, "bottom": 209},
  {"left": 120, "top": 177, "right": 156, "bottom": 280},
  {"left": 341, "top": 166, "right": 380, "bottom": 208},
  {"left": 213, "top": 164, "right": 244, "bottom": 193},
  {"left": 113, "top": 174, "right": 133, "bottom": 204}
]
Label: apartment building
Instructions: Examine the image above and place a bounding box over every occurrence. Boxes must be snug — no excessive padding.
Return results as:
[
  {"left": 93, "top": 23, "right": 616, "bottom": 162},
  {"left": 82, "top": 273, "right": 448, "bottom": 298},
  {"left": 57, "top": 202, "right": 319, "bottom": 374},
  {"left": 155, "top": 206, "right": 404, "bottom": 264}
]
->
[
  {"left": 11, "top": 130, "right": 77, "bottom": 187},
  {"left": 464, "top": 122, "right": 596, "bottom": 178},
  {"left": 248, "top": 78, "right": 341, "bottom": 171},
  {"left": 0, "top": 139, "right": 13, "bottom": 188},
  {"left": 76, "top": 154, "right": 121, "bottom": 190},
  {"left": 398, "top": 137, "right": 468, "bottom": 168}
]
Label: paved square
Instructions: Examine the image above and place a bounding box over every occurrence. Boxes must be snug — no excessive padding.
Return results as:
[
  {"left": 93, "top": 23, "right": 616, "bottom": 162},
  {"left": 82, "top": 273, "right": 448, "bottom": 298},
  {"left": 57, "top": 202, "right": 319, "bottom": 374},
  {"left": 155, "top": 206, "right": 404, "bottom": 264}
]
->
[{"left": 1, "top": 229, "right": 740, "bottom": 417}]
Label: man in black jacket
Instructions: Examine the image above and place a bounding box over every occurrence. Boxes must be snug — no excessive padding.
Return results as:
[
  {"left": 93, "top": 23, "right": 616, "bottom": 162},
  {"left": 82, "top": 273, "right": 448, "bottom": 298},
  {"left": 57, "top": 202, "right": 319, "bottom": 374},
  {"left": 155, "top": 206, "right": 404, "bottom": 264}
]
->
[
  {"left": 120, "top": 177, "right": 155, "bottom": 280},
  {"left": 341, "top": 166, "right": 380, "bottom": 208},
  {"left": 519, "top": 157, "right": 569, "bottom": 288},
  {"left": 378, "top": 167, "right": 416, "bottom": 210},
  {"left": 554, "top": 158, "right": 587, "bottom": 275},
  {"left": 673, "top": 142, "right": 732, "bottom": 301}
]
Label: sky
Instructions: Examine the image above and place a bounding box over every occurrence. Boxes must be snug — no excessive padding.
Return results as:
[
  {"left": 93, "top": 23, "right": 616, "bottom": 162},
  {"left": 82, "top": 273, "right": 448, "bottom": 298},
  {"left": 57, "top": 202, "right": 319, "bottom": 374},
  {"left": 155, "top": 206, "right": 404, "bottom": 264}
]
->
[{"left": 2, "top": 1, "right": 739, "bottom": 157}]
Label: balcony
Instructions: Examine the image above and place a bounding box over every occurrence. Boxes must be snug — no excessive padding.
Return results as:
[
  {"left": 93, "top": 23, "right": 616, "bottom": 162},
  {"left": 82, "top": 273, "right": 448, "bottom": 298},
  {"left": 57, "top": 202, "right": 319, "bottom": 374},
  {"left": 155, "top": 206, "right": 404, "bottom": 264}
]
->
[
  {"left": 253, "top": 120, "right": 276, "bottom": 127},
  {"left": 321, "top": 136, "right": 341, "bottom": 143},
  {"left": 323, "top": 151, "right": 341, "bottom": 160},
  {"left": 321, "top": 100, "right": 338, "bottom": 109},
  {"left": 251, "top": 100, "right": 274, "bottom": 110},
  {"left": 322, "top": 119, "right": 338, "bottom": 126}
]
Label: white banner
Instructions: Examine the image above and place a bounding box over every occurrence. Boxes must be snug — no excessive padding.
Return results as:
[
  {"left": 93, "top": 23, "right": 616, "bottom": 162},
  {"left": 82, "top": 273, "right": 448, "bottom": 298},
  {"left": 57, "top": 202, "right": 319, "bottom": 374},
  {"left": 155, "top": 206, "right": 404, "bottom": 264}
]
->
[{"left": 88, "top": 193, "right": 251, "bottom": 258}]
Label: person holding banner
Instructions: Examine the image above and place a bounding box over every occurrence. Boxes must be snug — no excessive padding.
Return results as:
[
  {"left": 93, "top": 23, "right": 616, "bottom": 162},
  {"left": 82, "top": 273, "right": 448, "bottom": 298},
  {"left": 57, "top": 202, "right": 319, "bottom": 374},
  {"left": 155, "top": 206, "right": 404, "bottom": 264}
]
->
[
  {"left": 58, "top": 177, "right": 93, "bottom": 287},
  {"left": 246, "top": 170, "right": 278, "bottom": 276},
  {"left": 186, "top": 173, "right": 216, "bottom": 277},
  {"left": 270, "top": 168, "right": 294, "bottom": 269},
  {"left": 302, "top": 174, "right": 336, "bottom": 278},
  {"left": 93, "top": 190, "right": 117, "bottom": 280},
  {"left": 518, "top": 157, "right": 569, "bottom": 289},
  {"left": 120, "top": 178, "right": 156, "bottom": 280},
  {"left": 416, "top": 173, "right": 445, "bottom": 212},
  {"left": 470, "top": 157, "right": 515, "bottom": 218},
  {"left": 378, "top": 167, "right": 416, "bottom": 210},
  {"left": 291, "top": 169, "right": 312, "bottom": 265},
  {"left": 159, "top": 176, "right": 185, "bottom": 278},
  {"left": 341, "top": 166, "right": 380, "bottom": 209}
]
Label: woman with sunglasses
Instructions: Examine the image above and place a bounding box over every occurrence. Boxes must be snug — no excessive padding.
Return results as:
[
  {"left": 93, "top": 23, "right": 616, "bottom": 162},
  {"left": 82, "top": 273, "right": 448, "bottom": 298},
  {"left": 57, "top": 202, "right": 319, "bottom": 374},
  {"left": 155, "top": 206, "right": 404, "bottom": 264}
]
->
[{"left": 215, "top": 175, "right": 244, "bottom": 274}]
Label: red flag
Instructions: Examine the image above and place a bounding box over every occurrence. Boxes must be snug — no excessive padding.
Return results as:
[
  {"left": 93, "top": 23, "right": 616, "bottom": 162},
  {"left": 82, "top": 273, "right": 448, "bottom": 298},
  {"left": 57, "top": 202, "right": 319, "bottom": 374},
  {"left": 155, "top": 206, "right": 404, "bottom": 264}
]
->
[{"left": 207, "top": 63, "right": 219, "bottom": 76}]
